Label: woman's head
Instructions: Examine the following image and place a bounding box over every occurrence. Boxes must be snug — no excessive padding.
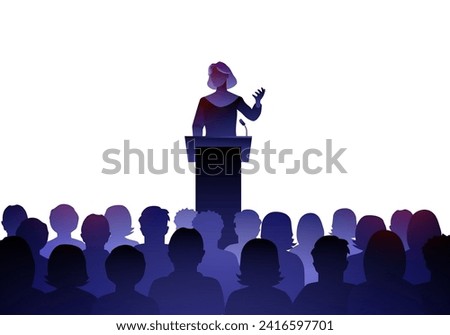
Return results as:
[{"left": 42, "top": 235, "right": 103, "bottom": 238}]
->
[{"left": 207, "top": 61, "right": 237, "bottom": 89}]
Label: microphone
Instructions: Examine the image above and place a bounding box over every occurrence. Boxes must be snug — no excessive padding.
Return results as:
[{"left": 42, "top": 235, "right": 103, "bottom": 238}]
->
[{"left": 239, "top": 119, "right": 248, "bottom": 136}]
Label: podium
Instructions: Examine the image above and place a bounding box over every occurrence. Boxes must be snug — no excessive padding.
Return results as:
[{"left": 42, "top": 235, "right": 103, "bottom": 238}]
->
[{"left": 185, "top": 136, "right": 252, "bottom": 249}]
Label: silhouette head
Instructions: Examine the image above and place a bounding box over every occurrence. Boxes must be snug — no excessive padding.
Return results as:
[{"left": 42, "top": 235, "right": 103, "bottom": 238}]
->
[
  {"left": 0, "top": 236, "right": 35, "bottom": 291},
  {"left": 261, "top": 212, "right": 295, "bottom": 250},
  {"left": 331, "top": 208, "right": 357, "bottom": 239},
  {"left": 46, "top": 245, "right": 88, "bottom": 288},
  {"left": 106, "top": 246, "right": 145, "bottom": 288},
  {"left": 2, "top": 205, "right": 28, "bottom": 236},
  {"left": 49, "top": 204, "right": 79, "bottom": 235},
  {"left": 422, "top": 235, "right": 450, "bottom": 279},
  {"left": 364, "top": 230, "right": 406, "bottom": 282},
  {"left": 234, "top": 210, "right": 261, "bottom": 241},
  {"left": 174, "top": 208, "right": 197, "bottom": 229},
  {"left": 138, "top": 206, "right": 169, "bottom": 239},
  {"left": 207, "top": 61, "right": 237, "bottom": 89},
  {"left": 390, "top": 209, "right": 412, "bottom": 247},
  {"left": 105, "top": 205, "right": 134, "bottom": 237},
  {"left": 192, "top": 211, "right": 223, "bottom": 245},
  {"left": 16, "top": 218, "right": 49, "bottom": 254},
  {"left": 81, "top": 214, "right": 110, "bottom": 249},
  {"left": 407, "top": 209, "right": 441, "bottom": 251},
  {"left": 296, "top": 213, "right": 324, "bottom": 247},
  {"left": 311, "top": 236, "right": 350, "bottom": 276},
  {"left": 238, "top": 238, "right": 282, "bottom": 287},
  {"left": 168, "top": 228, "right": 205, "bottom": 270},
  {"left": 353, "top": 215, "right": 386, "bottom": 251}
]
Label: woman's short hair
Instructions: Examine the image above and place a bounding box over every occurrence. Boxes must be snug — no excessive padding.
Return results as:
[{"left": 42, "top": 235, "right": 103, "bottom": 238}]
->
[{"left": 207, "top": 61, "right": 237, "bottom": 89}]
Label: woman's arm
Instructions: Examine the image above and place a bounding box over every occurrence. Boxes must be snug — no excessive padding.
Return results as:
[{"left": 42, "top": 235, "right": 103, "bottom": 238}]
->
[{"left": 237, "top": 88, "right": 265, "bottom": 121}]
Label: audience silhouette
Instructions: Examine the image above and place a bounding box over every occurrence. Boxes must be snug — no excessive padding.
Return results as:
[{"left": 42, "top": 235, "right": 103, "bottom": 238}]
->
[
  {"left": 80, "top": 214, "right": 114, "bottom": 297},
  {"left": 149, "top": 228, "right": 224, "bottom": 314},
  {"left": 293, "top": 236, "right": 354, "bottom": 314},
  {"left": 225, "top": 238, "right": 292, "bottom": 314},
  {"left": 174, "top": 208, "right": 197, "bottom": 229},
  {"left": 43, "top": 245, "right": 97, "bottom": 314},
  {"left": 344, "top": 215, "right": 386, "bottom": 284},
  {"left": 135, "top": 206, "right": 173, "bottom": 295},
  {"left": 0, "top": 236, "right": 44, "bottom": 314},
  {"left": 192, "top": 211, "right": 240, "bottom": 300},
  {"left": 347, "top": 230, "right": 423, "bottom": 314},
  {"left": 92, "top": 245, "right": 159, "bottom": 314},
  {"left": 16, "top": 218, "right": 52, "bottom": 292},
  {"left": 104, "top": 205, "right": 139, "bottom": 252},
  {"left": 2, "top": 205, "right": 27, "bottom": 237},
  {"left": 330, "top": 208, "right": 359, "bottom": 255},
  {"left": 41, "top": 204, "right": 85, "bottom": 258},
  {"left": 390, "top": 209, "right": 412, "bottom": 250},
  {"left": 261, "top": 212, "right": 305, "bottom": 300},
  {"left": 290, "top": 213, "right": 324, "bottom": 284},
  {"left": 405, "top": 209, "right": 441, "bottom": 284},
  {"left": 416, "top": 235, "right": 450, "bottom": 314},
  {"left": 225, "top": 209, "right": 261, "bottom": 263}
]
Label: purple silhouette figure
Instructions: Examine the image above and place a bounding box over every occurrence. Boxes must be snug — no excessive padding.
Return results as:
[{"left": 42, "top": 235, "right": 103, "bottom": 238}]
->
[
  {"left": 290, "top": 213, "right": 324, "bottom": 284},
  {"left": 344, "top": 215, "right": 386, "bottom": 284},
  {"left": 16, "top": 218, "right": 52, "bottom": 292},
  {"left": 261, "top": 212, "right": 305, "bottom": 300},
  {"left": 330, "top": 208, "right": 359, "bottom": 255},
  {"left": 149, "top": 228, "right": 224, "bottom": 314},
  {"left": 192, "top": 61, "right": 265, "bottom": 136},
  {"left": 225, "top": 209, "right": 261, "bottom": 263},
  {"left": 405, "top": 209, "right": 441, "bottom": 284},
  {"left": 390, "top": 209, "right": 412, "bottom": 250},
  {"left": 41, "top": 204, "right": 85, "bottom": 258},
  {"left": 80, "top": 214, "right": 114, "bottom": 297},
  {"left": 104, "top": 205, "right": 139, "bottom": 252},
  {"left": 348, "top": 231, "right": 423, "bottom": 314},
  {"left": 2, "top": 205, "right": 27, "bottom": 237},
  {"left": 192, "top": 211, "right": 240, "bottom": 300},
  {"left": 225, "top": 239, "right": 292, "bottom": 315}
]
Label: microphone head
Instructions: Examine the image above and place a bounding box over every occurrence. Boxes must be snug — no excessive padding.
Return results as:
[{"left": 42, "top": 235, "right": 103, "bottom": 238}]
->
[{"left": 239, "top": 119, "right": 246, "bottom": 126}]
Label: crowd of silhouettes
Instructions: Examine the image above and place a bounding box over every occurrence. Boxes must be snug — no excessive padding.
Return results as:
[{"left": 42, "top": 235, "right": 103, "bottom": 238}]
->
[{"left": 0, "top": 204, "right": 449, "bottom": 315}]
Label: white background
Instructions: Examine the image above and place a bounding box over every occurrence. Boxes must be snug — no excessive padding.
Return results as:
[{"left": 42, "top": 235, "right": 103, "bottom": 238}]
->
[{"left": 1, "top": 0, "right": 449, "bottom": 243}]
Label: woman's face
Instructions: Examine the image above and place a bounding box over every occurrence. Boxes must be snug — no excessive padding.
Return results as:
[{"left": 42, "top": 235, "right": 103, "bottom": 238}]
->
[{"left": 209, "top": 67, "right": 228, "bottom": 88}]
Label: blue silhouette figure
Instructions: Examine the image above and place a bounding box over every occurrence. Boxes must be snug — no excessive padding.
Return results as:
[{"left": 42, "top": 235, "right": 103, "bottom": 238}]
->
[
  {"left": 390, "top": 209, "right": 412, "bottom": 250},
  {"left": 2, "top": 205, "right": 27, "bottom": 237},
  {"left": 135, "top": 206, "right": 173, "bottom": 295},
  {"left": 149, "top": 228, "right": 224, "bottom": 314},
  {"left": 225, "top": 238, "right": 292, "bottom": 314},
  {"left": 0, "top": 236, "right": 45, "bottom": 314},
  {"left": 293, "top": 236, "right": 354, "bottom": 314},
  {"left": 192, "top": 61, "right": 265, "bottom": 136},
  {"left": 174, "top": 208, "right": 197, "bottom": 229},
  {"left": 92, "top": 245, "right": 159, "bottom": 315},
  {"left": 16, "top": 218, "right": 52, "bottom": 292},
  {"left": 80, "top": 214, "right": 114, "bottom": 297},
  {"left": 225, "top": 209, "right": 261, "bottom": 263},
  {"left": 41, "top": 204, "right": 85, "bottom": 258},
  {"left": 104, "top": 205, "right": 139, "bottom": 252},
  {"left": 330, "top": 208, "right": 359, "bottom": 255},
  {"left": 405, "top": 209, "right": 441, "bottom": 284},
  {"left": 290, "top": 213, "right": 324, "bottom": 284},
  {"left": 261, "top": 212, "right": 305, "bottom": 300},
  {"left": 344, "top": 215, "right": 386, "bottom": 284},
  {"left": 43, "top": 244, "right": 96, "bottom": 314},
  {"left": 416, "top": 235, "right": 450, "bottom": 314},
  {"left": 348, "top": 230, "right": 423, "bottom": 314},
  {"left": 192, "top": 211, "right": 240, "bottom": 300}
]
